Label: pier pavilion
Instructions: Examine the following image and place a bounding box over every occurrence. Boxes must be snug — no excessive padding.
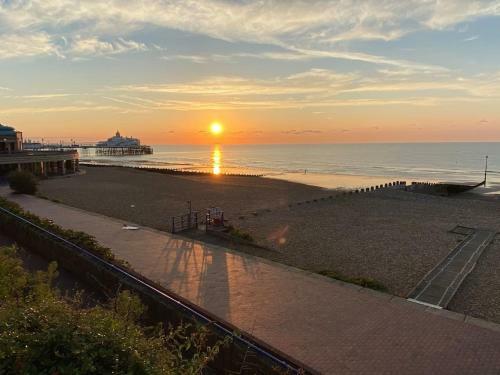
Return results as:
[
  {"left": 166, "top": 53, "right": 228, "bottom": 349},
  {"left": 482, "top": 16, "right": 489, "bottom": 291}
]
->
[{"left": 0, "top": 124, "right": 79, "bottom": 176}]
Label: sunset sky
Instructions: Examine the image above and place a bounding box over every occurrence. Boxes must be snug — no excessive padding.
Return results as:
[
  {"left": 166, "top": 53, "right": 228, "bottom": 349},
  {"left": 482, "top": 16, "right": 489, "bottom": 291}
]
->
[{"left": 1, "top": 1, "right": 500, "bottom": 144}]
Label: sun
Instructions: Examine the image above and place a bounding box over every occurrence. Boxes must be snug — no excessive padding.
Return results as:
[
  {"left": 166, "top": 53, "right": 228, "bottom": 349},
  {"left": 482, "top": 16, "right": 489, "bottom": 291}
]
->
[{"left": 210, "top": 122, "right": 223, "bottom": 135}]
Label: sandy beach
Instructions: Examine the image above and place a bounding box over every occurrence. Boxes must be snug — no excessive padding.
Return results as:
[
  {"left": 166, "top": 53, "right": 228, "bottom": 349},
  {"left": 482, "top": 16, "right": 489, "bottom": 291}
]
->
[{"left": 37, "top": 166, "right": 500, "bottom": 322}]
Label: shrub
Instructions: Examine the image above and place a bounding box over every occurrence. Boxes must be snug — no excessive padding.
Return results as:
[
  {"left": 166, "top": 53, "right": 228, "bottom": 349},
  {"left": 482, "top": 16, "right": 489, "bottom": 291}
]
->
[
  {"left": 227, "top": 225, "right": 254, "bottom": 242},
  {"left": 0, "top": 246, "right": 229, "bottom": 374},
  {"left": 7, "top": 170, "right": 38, "bottom": 194},
  {"left": 0, "top": 197, "right": 116, "bottom": 263},
  {"left": 318, "top": 270, "right": 387, "bottom": 292}
]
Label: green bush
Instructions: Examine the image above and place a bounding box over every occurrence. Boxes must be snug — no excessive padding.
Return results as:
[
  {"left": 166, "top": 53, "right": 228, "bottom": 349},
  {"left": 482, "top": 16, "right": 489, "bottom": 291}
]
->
[
  {"left": 0, "top": 197, "right": 116, "bottom": 263},
  {"left": 0, "top": 246, "right": 229, "bottom": 374},
  {"left": 227, "top": 225, "right": 254, "bottom": 242},
  {"left": 7, "top": 170, "right": 38, "bottom": 194},
  {"left": 318, "top": 270, "right": 387, "bottom": 292}
]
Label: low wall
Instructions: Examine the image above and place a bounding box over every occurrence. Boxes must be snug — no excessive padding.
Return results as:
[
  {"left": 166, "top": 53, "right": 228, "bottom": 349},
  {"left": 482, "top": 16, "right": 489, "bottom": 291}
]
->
[
  {"left": 0, "top": 150, "right": 78, "bottom": 165},
  {"left": 0, "top": 206, "right": 313, "bottom": 374}
]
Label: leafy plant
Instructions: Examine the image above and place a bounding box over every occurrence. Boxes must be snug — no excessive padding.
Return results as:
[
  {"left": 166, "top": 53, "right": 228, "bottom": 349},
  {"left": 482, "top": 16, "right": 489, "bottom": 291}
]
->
[
  {"left": 227, "top": 225, "right": 254, "bottom": 242},
  {"left": 0, "top": 246, "right": 229, "bottom": 374},
  {"left": 0, "top": 197, "right": 116, "bottom": 263},
  {"left": 318, "top": 270, "right": 387, "bottom": 292},
  {"left": 7, "top": 170, "right": 38, "bottom": 194}
]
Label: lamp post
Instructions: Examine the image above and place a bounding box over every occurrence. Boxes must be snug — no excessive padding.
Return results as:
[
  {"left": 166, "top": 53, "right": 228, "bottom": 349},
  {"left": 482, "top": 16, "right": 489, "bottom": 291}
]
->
[{"left": 484, "top": 155, "right": 488, "bottom": 187}]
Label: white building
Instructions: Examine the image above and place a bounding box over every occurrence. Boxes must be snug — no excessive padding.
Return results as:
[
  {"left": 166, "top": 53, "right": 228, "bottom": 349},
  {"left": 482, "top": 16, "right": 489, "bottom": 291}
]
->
[{"left": 97, "top": 131, "right": 141, "bottom": 147}]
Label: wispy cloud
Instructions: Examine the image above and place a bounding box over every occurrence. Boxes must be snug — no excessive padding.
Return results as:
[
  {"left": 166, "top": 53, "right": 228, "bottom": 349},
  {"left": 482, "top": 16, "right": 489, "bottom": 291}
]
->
[
  {"left": 288, "top": 46, "right": 449, "bottom": 72},
  {"left": 161, "top": 54, "right": 232, "bottom": 64},
  {"left": 4, "top": 93, "right": 76, "bottom": 100},
  {"left": 282, "top": 129, "right": 323, "bottom": 135},
  {"left": 0, "top": 33, "right": 149, "bottom": 60},
  {"left": 1, "top": 0, "right": 499, "bottom": 65},
  {"left": 70, "top": 37, "right": 148, "bottom": 56},
  {"left": 0, "top": 105, "right": 119, "bottom": 115},
  {"left": 463, "top": 35, "right": 480, "bottom": 41},
  {"left": 106, "top": 67, "right": 500, "bottom": 112},
  {"left": 0, "top": 33, "right": 59, "bottom": 59},
  {"left": 5, "top": 66, "right": 498, "bottom": 115}
]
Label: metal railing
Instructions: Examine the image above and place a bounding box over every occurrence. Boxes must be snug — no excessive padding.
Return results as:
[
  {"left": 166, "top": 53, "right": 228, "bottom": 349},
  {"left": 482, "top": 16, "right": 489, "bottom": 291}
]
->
[
  {"left": 0, "top": 150, "right": 78, "bottom": 157},
  {"left": 171, "top": 212, "right": 198, "bottom": 233},
  {"left": 0, "top": 205, "right": 304, "bottom": 373}
]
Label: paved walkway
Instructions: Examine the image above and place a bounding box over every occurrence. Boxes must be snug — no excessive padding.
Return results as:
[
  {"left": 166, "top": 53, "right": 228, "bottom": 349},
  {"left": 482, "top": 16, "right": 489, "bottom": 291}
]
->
[
  {"left": 409, "top": 229, "right": 496, "bottom": 308},
  {"left": 3, "top": 191, "right": 500, "bottom": 374}
]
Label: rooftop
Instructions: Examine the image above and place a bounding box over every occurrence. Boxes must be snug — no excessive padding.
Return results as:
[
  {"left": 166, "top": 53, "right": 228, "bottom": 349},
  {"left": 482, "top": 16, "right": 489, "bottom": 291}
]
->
[{"left": 0, "top": 124, "right": 18, "bottom": 137}]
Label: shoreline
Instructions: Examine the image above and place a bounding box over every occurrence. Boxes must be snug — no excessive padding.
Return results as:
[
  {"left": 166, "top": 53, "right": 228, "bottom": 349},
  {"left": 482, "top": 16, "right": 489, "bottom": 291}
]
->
[
  {"left": 79, "top": 161, "right": 412, "bottom": 190},
  {"left": 79, "top": 162, "right": 499, "bottom": 198},
  {"left": 80, "top": 160, "right": 498, "bottom": 194},
  {"left": 77, "top": 142, "right": 496, "bottom": 191}
]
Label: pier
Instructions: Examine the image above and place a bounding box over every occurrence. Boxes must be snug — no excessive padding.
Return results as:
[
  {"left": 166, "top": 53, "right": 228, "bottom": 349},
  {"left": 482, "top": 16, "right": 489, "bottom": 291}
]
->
[
  {"left": 93, "top": 145, "right": 153, "bottom": 156},
  {"left": 25, "top": 143, "right": 153, "bottom": 156}
]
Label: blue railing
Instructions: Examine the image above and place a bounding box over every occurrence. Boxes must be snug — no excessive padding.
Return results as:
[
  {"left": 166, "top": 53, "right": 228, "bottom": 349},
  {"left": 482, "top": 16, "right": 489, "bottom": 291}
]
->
[{"left": 0, "top": 205, "right": 303, "bottom": 374}]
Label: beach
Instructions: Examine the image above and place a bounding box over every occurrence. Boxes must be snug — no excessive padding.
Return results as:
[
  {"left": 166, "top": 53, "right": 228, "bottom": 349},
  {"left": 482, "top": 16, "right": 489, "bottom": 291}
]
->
[
  {"left": 38, "top": 166, "right": 334, "bottom": 231},
  {"left": 237, "top": 190, "right": 500, "bottom": 296},
  {"left": 37, "top": 165, "right": 500, "bottom": 322}
]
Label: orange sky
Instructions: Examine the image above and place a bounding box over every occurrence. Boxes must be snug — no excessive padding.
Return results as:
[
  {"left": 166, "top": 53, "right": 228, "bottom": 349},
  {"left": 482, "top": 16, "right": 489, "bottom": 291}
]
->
[
  {"left": 8, "top": 101, "right": 499, "bottom": 145},
  {"left": 1, "top": 1, "right": 499, "bottom": 144}
]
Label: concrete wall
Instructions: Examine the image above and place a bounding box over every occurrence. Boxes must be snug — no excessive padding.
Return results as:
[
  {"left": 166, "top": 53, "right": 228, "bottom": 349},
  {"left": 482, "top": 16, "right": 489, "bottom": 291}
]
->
[{"left": 0, "top": 151, "right": 79, "bottom": 176}]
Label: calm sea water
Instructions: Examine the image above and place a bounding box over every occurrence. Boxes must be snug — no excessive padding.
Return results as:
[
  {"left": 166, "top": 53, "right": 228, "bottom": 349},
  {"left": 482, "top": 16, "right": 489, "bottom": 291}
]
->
[{"left": 80, "top": 143, "right": 500, "bottom": 191}]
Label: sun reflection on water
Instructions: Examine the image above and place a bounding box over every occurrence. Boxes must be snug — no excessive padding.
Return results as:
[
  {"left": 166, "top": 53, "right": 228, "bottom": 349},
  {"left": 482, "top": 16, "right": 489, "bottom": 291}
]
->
[{"left": 212, "top": 145, "right": 221, "bottom": 175}]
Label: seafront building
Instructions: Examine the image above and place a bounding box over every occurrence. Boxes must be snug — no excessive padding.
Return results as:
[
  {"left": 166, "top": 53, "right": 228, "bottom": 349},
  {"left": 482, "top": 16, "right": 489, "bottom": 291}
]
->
[
  {"left": 97, "top": 130, "right": 140, "bottom": 147},
  {"left": 0, "top": 124, "right": 78, "bottom": 176},
  {"left": 93, "top": 130, "right": 153, "bottom": 155}
]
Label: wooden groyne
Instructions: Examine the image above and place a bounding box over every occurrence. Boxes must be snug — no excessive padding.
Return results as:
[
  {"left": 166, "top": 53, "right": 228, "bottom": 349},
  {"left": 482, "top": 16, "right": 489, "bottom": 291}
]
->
[
  {"left": 79, "top": 163, "right": 264, "bottom": 177},
  {"left": 290, "top": 180, "right": 407, "bottom": 206},
  {"left": 408, "top": 180, "right": 485, "bottom": 196}
]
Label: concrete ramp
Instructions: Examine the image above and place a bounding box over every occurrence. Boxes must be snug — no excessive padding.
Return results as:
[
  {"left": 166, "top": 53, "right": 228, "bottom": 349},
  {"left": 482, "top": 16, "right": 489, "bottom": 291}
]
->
[{"left": 408, "top": 228, "right": 496, "bottom": 308}]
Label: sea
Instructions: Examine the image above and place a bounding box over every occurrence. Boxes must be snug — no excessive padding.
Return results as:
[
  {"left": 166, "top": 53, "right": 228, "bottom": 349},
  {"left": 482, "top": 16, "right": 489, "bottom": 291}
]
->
[{"left": 79, "top": 143, "right": 500, "bottom": 193}]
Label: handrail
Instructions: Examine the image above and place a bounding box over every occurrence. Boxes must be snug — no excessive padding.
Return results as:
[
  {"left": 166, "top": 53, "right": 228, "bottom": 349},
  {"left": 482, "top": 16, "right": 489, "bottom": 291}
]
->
[
  {"left": 0, "top": 205, "right": 302, "bottom": 374},
  {"left": 171, "top": 212, "right": 198, "bottom": 233},
  {"left": 0, "top": 150, "right": 78, "bottom": 157}
]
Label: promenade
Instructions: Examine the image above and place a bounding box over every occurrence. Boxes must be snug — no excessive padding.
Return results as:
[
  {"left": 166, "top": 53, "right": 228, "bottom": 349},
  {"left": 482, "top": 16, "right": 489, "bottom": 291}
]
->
[{"left": 3, "top": 190, "right": 500, "bottom": 374}]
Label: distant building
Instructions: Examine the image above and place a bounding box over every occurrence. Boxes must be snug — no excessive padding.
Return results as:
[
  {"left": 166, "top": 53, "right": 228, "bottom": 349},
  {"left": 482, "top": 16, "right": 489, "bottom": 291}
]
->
[
  {"left": 97, "top": 130, "right": 141, "bottom": 148},
  {"left": 0, "top": 124, "right": 79, "bottom": 176},
  {"left": 22, "top": 140, "right": 43, "bottom": 151}
]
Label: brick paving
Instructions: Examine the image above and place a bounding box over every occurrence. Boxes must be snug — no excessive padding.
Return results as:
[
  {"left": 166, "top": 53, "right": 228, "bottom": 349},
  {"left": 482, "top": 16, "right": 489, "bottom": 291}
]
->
[{"left": 3, "top": 190, "right": 500, "bottom": 374}]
